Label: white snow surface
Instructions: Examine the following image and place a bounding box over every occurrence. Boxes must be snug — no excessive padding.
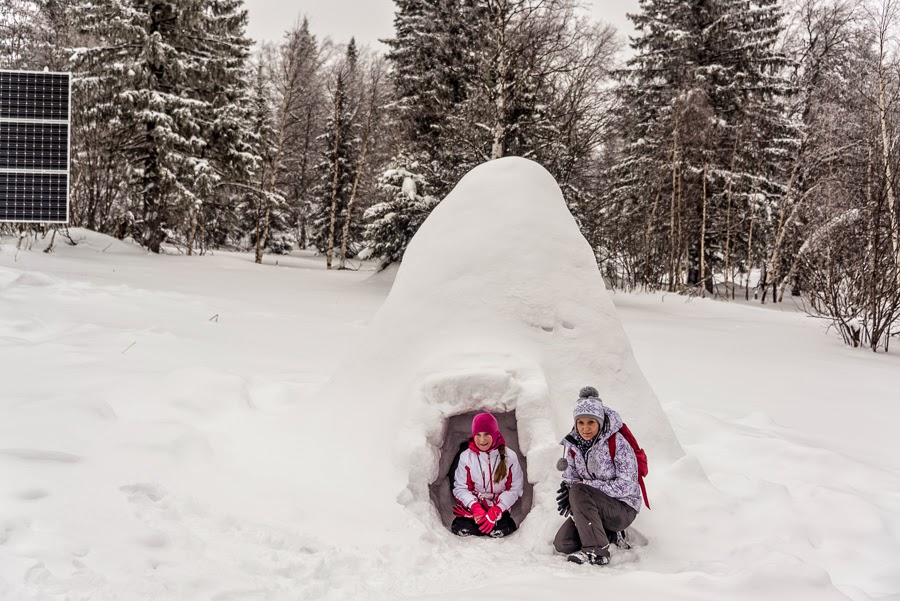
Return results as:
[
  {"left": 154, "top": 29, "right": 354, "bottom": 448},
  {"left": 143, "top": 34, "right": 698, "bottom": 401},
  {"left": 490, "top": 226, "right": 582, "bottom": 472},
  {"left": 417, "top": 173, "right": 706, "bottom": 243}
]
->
[{"left": 0, "top": 164, "right": 898, "bottom": 600}]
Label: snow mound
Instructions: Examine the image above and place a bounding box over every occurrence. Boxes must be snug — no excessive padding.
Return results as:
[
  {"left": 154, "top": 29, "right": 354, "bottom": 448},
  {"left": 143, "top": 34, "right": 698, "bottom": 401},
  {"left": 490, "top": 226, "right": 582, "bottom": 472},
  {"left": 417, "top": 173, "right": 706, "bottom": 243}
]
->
[
  {"left": 320, "top": 157, "right": 683, "bottom": 541},
  {"left": 61, "top": 228, "right": 150, "bottom": 256},
  {"left": 3, "top": 227, "right": 148, "bottom": 257},
  {"left": 5, "top": 269, "right": 59, "bottom": 289}
]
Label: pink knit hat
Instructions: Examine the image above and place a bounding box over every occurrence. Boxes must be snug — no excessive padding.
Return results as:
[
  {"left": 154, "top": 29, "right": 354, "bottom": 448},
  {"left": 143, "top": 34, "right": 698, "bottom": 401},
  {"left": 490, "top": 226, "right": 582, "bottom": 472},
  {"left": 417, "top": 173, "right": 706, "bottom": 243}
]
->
[{"left": 471, "top": 413, "right": 504, "bottom": 450}]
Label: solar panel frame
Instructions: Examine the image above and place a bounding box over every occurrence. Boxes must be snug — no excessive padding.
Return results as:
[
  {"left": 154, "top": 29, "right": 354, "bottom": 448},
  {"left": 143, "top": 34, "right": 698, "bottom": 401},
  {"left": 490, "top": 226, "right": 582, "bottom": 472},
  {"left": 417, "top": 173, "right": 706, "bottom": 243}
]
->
[{"left": 0, "top": 69, "right": 71, "bottom": 224}]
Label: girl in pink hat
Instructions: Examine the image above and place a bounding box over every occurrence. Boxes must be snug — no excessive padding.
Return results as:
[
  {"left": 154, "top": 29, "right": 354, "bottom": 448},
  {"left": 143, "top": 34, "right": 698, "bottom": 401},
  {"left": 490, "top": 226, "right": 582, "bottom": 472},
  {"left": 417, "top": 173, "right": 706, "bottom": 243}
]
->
[{"left": 450, "top": 412, "right": 524, "bottom": 537}]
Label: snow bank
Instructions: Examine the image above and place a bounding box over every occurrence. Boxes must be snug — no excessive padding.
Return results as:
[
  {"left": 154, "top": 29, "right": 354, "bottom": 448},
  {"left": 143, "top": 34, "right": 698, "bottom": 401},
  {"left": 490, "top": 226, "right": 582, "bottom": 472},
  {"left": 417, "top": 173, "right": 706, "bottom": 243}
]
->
[
  {"left": 3, "top": 217, "right": 898, "bottom": 600},
  {"left": 319, "top": 157, "right": 683, "bottom": 541}
]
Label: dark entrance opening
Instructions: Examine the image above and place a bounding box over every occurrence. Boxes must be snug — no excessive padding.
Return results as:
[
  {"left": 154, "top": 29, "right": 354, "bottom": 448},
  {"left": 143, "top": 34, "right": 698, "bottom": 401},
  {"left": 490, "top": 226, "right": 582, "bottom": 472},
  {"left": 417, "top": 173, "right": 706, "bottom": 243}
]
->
[{"left": 429, "top": 409, "right": 534, "bottom": 530}]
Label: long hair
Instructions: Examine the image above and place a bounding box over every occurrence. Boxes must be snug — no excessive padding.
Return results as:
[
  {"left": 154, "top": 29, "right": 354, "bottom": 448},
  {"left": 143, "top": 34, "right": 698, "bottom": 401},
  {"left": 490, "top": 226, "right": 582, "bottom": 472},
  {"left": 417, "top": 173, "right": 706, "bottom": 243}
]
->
[{"left": 493, "top": 444, "right": 508, "bottom": 484}]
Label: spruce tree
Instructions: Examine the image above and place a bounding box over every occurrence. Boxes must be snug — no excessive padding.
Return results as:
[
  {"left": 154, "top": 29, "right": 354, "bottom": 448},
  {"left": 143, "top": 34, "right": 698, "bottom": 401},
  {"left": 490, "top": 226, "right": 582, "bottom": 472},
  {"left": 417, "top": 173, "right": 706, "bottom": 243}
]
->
[
  {"left": 363, "top": 154, "right": 437, "bottom": 266},
  {"left": 384, "top": 0, "right": 481, "bottom": 193},
  {"left": 605, "top": 0, "right": 796, "bottom": 293},
  {"left": 71, "top": 0, "right": 258, "bottom": 253}
]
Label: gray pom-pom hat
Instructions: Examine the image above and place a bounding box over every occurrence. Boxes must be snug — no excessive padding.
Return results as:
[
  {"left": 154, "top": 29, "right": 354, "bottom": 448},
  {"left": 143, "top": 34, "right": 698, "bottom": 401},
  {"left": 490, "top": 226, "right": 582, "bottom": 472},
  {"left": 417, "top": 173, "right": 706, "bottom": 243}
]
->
[{"left": 573, "top": 386, "right": 604, "bottom": 422}]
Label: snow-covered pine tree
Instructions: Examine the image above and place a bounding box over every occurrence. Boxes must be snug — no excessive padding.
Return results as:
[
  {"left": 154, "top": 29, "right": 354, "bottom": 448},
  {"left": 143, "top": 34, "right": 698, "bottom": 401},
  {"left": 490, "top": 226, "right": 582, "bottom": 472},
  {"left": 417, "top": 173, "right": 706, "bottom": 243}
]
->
[
  {"left": 310, "top": 39, "right": 362, "bottom": 267},
  {"left": 384, "top": 0, "right": 482, "bottom": 194},
  {"left": 363, "top": 154, "right": 437, "bottom": 266},
  {"left": 192, "top": 0, "right": 260, "bottom": 255},
  {"left": 715, "top": 0, "right": 796, "bottom": 300},
  {"left": 71, "top": 0, "right": 259, "bottom": 253},
  {"left": 366, "top": 0, "right": 471, "bottom": 265},
  {"left": 602, "top": 0, "right": 711, "bottom": 290},
  {"left": 605, "top": 0, "right": 795, "bottom": 294}
]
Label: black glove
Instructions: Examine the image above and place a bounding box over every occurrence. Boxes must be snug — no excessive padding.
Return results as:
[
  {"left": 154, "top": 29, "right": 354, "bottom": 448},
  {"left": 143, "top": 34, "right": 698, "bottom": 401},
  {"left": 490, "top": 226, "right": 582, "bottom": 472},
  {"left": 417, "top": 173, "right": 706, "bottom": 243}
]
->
[{"left": 556, "top": 481, "right": 571, "bottom": 517}]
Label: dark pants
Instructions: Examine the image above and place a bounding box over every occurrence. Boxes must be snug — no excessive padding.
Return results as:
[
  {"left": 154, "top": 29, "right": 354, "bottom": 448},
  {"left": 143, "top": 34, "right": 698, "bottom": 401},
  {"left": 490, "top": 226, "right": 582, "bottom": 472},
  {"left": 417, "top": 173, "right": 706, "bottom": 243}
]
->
[
  {"left": 553, "top": 484, "right": 636, "bottom": 558},
  {"left": 451, "top": 511, "right": 517, "bottom": 538}
]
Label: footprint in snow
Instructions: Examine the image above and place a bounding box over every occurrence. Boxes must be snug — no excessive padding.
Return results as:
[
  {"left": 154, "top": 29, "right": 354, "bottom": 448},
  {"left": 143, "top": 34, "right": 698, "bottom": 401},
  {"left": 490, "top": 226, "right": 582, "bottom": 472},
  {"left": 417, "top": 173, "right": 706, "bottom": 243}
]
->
[
  {"left": 120, "top": 483, "right": 166, "bottom": 503},
  {"left": 137, "top": 530, "right": 168, "bottom": 549},
  {"left": 0, "top": 449, "right": 82, "bottom": 463},
  {"left": 15, "top": 489, "right": 49, "bottom": 501}
]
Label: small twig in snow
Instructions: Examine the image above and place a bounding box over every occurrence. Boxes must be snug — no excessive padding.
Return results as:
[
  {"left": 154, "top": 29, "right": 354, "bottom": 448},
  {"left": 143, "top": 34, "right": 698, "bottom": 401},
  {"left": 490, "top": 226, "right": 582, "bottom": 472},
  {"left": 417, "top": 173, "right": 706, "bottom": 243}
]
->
[
  {"left": 43, "top": 226, "right": 58, "bottom": 253},
  {"left": 62, "top": 225, "right": 78, "bottom": 246}
]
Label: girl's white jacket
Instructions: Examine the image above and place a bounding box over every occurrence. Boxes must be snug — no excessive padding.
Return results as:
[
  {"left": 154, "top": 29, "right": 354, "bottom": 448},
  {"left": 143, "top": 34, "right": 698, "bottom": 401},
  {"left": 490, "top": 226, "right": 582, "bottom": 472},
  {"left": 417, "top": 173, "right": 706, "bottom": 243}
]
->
[{"left": 452, "top": 445, "right": 525, "bottom": 512}]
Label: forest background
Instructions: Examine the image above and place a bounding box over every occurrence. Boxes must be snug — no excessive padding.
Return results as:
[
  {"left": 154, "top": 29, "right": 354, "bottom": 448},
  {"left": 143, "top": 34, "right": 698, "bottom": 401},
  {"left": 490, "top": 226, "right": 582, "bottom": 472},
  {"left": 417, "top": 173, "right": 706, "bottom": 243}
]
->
[{"left": 2, "top": 0, "right": 900, "bottom": 352}]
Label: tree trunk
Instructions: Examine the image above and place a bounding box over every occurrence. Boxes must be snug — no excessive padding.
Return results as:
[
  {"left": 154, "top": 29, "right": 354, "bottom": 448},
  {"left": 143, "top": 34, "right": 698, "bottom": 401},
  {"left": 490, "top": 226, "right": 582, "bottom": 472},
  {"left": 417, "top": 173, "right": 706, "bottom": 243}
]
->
[
  {"left": 339, "top": 72, "right": 379, "bottom": 269},
  {"left": 187, "top": 205, "right": 198, "bottom": 256},
  {"left": 867, "top": 144, "right": 879, "bottom": 351},
  {"left": 326, "top": 80, "right": 343, "bottom": 270},
  {"left": 255, "top": 206, "right": 270, "bottom": 264},
  {"left": 668, "top": 110, "right": 679, "bottom": 292},
  {"left": 746, "top": 175, "right": 759, "bottom": 301},
  {"left": 339, "top": 140, "right": 368, "bottom": 269},
  {"left": 700, "top": 163, "right": 708, "bottom": 297},
  {"left": 142, "top": 127, "right": 166, "bottom": 254},
  {"left": 199, "top": 207, "right": 207, "bottom": 255},
  {"left": 298, "top": 209, "right": 308, "bottom": 250},
  {"left": 676, "top": 161, "right": 684, "bottom": 291},
  {"left": 68, "top": 169, "right": 83, "bottom": 228},
  {"left": 644, "top": 184, "right": 662, "bottom": 289},
  {"left": 877, "top": 41, "right": 900, "bottom": 286},
  {"left": 295, "top": 105, "right": 314, "bottom": 250},
  {"left": 490, "top": 0, "right": 509, "bottom": 160},
  {"left": 723, "top": 135, "right": 739, "bottom": 299},
  {"left": 763, "top": 151, "right": 804, "bottom": 303},
  {"left": 255, "top": 205, "right": 270, "bottom": 264},
  {"left": 43, "top": 226, "right": 58, "bottom": 254}
]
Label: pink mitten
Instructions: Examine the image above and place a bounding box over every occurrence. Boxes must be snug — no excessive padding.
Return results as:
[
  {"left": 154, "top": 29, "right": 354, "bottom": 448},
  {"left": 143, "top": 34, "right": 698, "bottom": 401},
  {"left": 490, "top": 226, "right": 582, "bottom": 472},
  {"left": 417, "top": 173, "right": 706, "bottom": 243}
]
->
[
  {"left": 470, "top": 502, "right": 487, "bottom": 524},
  {"left": 478, "top": 505, "right": 503, "bottom": 534}
]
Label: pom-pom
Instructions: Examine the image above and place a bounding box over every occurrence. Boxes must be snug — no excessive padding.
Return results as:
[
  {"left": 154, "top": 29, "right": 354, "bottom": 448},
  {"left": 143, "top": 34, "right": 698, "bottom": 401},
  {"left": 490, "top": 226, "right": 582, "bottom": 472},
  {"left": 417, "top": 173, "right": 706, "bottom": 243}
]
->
[
  {"left": 556, "top": 457, "right": 568, "bottom": 471},
  {"left": 579, "top": 386, "right": 599, "bottom": 399}
]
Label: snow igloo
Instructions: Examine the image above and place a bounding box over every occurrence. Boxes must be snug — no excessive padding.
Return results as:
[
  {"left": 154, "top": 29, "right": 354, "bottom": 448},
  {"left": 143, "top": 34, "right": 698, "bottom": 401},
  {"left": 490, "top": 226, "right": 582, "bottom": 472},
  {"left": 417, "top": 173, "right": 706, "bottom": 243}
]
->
[{"left": 320, "top": 157, "right": 683, "bottom": 537}]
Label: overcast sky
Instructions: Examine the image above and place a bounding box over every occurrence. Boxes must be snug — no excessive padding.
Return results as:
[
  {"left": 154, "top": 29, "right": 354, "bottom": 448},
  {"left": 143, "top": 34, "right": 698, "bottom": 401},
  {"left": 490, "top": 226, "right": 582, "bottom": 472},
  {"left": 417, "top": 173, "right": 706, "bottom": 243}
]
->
[{"left": 243, "top": 0, "right": 639, "bottom": 50}]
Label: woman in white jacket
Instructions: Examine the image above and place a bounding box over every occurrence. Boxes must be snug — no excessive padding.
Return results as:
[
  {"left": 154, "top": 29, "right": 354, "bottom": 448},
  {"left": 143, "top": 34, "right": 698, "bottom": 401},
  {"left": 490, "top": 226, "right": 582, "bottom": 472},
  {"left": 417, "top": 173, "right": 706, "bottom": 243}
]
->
[{"left": 451, "top": 412, "right": 524, "bottom": 537}]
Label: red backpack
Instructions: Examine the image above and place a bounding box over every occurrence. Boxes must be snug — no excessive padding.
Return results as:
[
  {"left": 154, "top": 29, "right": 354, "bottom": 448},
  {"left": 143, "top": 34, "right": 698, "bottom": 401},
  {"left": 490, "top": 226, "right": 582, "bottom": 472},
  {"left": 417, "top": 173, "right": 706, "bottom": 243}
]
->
[{"left": 609, "top": 423, "right": 650, "bottom": 509}]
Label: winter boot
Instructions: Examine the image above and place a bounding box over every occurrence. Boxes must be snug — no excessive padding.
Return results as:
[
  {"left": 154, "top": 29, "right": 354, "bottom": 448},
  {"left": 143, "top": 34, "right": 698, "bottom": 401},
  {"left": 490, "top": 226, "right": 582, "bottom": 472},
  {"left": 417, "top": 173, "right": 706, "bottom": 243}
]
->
[
  {"left": 567, "top": 550, "right": 610, "bottom": 566},
  {"left": 607, "top": 529, "right": 631, "bottom": 550},
  {"left": 566, "top": 550, "right": 594, "bottom": 565}
]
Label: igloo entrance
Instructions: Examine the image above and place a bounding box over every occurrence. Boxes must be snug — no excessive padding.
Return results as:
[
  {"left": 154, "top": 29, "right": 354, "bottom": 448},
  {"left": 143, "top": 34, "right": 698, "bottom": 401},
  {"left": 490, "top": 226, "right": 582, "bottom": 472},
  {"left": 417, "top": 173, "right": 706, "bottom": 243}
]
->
[{"left": 429, "top": 410, "right": 534, "bottom": 530}]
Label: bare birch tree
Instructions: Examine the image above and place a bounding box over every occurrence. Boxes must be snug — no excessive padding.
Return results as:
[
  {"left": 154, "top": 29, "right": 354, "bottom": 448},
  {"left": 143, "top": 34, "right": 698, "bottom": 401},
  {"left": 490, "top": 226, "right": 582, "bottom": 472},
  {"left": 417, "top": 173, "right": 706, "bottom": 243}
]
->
[{"left": 339, "top": 57, "right": 387, "bottom": 269}]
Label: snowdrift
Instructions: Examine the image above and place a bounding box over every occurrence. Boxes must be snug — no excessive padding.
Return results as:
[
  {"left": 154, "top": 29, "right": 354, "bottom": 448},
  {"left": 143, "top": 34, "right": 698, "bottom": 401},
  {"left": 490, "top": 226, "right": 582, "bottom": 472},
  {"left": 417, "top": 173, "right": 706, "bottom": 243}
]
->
[
  {"left": 4, "top": 206, "right": 897, "bottom": 600},
  {"left": 320, "top": 157, "right": 683, "bottom": 540}
]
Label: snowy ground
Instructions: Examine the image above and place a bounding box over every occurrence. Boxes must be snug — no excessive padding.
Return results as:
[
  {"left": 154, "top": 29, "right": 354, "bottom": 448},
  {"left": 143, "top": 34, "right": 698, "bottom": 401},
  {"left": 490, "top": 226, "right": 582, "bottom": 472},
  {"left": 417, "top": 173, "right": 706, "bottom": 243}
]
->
[{"left": 1, "top": 229, "right": 898, "bottom": 601}]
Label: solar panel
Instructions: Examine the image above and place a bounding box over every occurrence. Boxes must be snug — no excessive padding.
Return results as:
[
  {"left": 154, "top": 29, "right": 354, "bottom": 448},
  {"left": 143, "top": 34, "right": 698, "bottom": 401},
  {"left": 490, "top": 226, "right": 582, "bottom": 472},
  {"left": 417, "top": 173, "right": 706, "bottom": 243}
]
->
[{"left": 0, "top": 70, "right": 71, "bottom": 223}]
